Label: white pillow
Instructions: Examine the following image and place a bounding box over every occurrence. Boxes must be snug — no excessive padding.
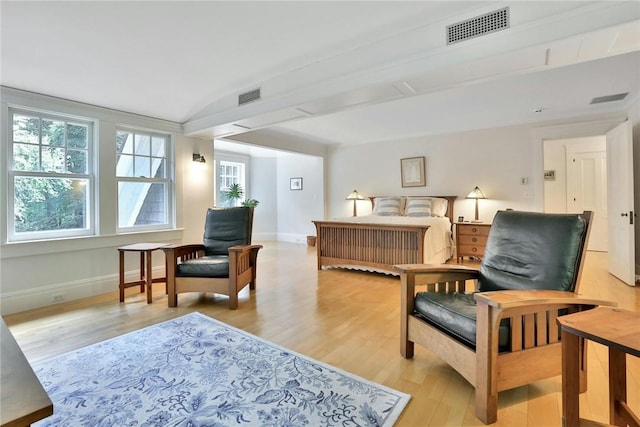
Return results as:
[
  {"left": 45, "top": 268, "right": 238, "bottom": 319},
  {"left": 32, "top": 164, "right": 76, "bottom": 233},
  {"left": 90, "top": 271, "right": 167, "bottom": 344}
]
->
[
  {"left": 430, "top": 197, "right": 448, "bottom": 217},
  {"left": 373, "top": 197, "right": 402, "bottom": 216},
  {"left": 404, "top": 197, "right": 448, "bottom": 217},
  {"left": 405, "top": 198, "right": 432, "bottom": 217}
]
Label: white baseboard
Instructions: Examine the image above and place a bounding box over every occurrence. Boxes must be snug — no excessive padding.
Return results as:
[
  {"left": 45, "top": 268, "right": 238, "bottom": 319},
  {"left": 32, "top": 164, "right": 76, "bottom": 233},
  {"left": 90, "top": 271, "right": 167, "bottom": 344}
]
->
[
  {"left": 0, "top": 266, "right": 165, "bottom": 315},
  {"left": 277, "top": 233, "right": 310, "bottom": 245}
]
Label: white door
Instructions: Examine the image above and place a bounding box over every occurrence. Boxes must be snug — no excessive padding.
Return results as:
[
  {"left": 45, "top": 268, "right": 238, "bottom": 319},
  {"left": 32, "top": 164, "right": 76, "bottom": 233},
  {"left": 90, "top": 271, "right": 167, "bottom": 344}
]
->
[
  {"left": 567, "top": 149, "right": 607, "bottom": 251},
  {"left": 606, "top": 120, "right": 635, "bottom": 286}
]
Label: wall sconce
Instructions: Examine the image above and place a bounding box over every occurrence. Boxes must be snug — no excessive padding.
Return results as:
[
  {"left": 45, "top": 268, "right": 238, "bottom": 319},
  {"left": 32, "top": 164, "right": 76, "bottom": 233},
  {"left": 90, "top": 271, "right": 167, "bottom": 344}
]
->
[
  {"left": 192, "top": 153, "right": 206, "bottom": 163},
  {"left": 346, "top": 189, "right": 366, "bottom": 217},
  {"left": 466, "top": 186, "right": 486, "bottom": 223}
]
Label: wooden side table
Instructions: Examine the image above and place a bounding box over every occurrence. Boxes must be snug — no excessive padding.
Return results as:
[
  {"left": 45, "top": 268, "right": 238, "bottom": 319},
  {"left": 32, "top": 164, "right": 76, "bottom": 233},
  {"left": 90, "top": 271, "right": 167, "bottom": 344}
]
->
[
  {"left": 455, "top": 222, "right": 491, "bottom": 262},
  {"left": 557, "top": 307, "right": 640, "bottom": 427},
  {"left": 118, "top": 243, "right": 169, "bottom": 304}
]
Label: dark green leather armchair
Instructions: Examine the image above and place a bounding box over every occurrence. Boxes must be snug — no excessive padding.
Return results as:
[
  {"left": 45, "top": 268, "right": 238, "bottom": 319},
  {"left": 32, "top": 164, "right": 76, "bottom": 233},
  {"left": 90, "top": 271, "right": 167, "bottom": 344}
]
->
[
  {"left": 163, "top": 207, "right": 262, "bottom": 309},
  {"left": 395, "top": 210, "right": 615, "bottom": 424}
]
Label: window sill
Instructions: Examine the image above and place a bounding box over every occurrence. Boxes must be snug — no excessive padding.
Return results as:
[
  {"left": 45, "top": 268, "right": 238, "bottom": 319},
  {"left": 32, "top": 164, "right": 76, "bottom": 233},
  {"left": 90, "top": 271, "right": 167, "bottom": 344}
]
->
[{"left": 0, "top": 228, "right": 184, "bottom": 259}]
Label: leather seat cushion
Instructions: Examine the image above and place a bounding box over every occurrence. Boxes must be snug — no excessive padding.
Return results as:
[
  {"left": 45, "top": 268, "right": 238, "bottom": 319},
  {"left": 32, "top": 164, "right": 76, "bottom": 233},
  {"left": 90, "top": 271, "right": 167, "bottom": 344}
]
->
[
  {"left": 177, "top": 255, "right": 229, "bottom": 278},
  {"left": 414, "top": 291, "right": 509, "bottom": 350}
]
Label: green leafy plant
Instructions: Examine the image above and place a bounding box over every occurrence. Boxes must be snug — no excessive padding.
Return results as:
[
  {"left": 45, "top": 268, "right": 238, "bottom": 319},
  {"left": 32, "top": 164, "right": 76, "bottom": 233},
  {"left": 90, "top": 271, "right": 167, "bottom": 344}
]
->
[
  {"left": 223, "top": 184, "right": 259, "bottom": 208},
  {"left": 242, "top": 198, "right": 259, "bottom": 208}
]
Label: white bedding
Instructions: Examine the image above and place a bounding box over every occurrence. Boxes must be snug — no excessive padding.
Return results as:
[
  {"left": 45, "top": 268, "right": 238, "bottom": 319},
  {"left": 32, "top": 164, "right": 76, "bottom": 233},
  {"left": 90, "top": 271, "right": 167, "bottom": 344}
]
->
[{"left": 331, "top": 215, "right": 454, "bottom": 265}]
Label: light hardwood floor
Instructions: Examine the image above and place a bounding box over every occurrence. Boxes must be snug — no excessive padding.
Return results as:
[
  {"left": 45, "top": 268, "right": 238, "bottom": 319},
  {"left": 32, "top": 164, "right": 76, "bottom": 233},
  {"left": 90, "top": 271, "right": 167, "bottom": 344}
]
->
[{"left": 4, "top": 242, "right": 639, "bottom": 426}]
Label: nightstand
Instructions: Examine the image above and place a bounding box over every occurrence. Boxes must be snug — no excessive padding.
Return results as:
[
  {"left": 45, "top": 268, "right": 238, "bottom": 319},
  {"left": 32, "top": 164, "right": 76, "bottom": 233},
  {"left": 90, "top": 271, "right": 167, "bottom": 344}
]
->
[{"left": 455, "top": 222, "right": 491, "bottom": 262}]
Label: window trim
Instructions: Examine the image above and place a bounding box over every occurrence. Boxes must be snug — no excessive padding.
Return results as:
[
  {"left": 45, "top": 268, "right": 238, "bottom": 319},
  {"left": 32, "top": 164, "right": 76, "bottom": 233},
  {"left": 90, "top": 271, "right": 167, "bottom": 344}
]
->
[{"left": 7, "top": 107, "right": 96, "bottom": 242}]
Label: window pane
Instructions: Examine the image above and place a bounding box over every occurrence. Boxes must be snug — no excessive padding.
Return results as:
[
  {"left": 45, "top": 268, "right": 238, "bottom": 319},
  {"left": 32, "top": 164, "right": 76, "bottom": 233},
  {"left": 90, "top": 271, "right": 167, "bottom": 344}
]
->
[
  {"left": 116, "top": 154, "right": 135, "bottom": 177},
  {"left": 13, "top": 114, "right": 40, "bottom": 144},
  {"left": 116, "top": 131, "right": 132, "bottom": 154},
  {"left": 13, "top": 143, "right": 40, "bottom": 171},
  {"left": 151, "top": 136, "right": 165, "bottom": 157},
  {"left": 118, "top": 181, "right": 167, "bottom": 228},
  {"left": 42, "top": 146, "right": 65, "bottom": 173},
  {"left": 67, "top": 149, "right": 87, "bottom": 173},
  {"left": 68, "top": 123, "right": 88, "bottom": 148},
  {"left": 134, "top": 133, "right": 150, "bottom": 156},
  {"left": 14, "top": 176, "right": 88, "bottom": 233},
  {"left": 41, "top": 119, "right": 65, "bottom": 146},
  {"left": 134, "top": 155, "right": 151, "bottom": 178},
  {"left": 151, "top": 157, "right": 165, "bottom": 179}
]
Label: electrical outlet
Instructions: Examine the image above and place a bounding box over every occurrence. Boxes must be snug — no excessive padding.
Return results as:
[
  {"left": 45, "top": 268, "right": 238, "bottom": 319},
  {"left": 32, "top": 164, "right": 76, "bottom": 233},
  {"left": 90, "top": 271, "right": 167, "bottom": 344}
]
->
[
  {"left": 521, "top": 177, "right": 529, "bottom": 185},
  {"left": 52, "top": 293, "right": 65, "bottom": 302}
]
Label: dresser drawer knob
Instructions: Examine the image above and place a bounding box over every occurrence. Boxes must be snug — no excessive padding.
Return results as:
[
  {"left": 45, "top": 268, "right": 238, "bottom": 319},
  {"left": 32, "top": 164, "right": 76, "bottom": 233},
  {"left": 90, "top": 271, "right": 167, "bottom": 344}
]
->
[
  {"left": 472, "top": 237, "right": 477, "bottom": 242},
  {"left": 472, "top": 227, "right": 477, "bottom": 233},
  {"left": 472, "top": 247, "right": 478, "bottom": 252}
]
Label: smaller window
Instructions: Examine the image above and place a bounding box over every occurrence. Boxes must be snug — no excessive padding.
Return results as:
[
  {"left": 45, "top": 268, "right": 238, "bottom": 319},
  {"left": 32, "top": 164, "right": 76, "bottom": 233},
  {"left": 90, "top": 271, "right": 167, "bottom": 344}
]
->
[
  {"left": 116, "top": 128, "right": 173, "bottom": 231},
  {"left": 216, "top": 159, "right": 246, "bottom": 207}
]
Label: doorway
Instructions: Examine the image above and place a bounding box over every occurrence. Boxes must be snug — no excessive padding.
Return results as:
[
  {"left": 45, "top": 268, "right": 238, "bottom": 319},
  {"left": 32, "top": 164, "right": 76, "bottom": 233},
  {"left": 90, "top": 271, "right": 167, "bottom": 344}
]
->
[{"left": 543, "top": 136, "right": 607, "bottom": 251}]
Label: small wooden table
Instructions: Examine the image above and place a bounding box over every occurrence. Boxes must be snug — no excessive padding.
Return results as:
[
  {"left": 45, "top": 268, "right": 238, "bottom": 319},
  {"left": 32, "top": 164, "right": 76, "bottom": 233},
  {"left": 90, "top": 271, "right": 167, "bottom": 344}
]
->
[
  {"left": 557, "top": 307, "right": 640, "bottom": 427},
  {"left": 118, "top": 243, "right": 169, "bottom": 304},
  {"left": 1, "top": 318, "right": 53, "bottom": 426}
]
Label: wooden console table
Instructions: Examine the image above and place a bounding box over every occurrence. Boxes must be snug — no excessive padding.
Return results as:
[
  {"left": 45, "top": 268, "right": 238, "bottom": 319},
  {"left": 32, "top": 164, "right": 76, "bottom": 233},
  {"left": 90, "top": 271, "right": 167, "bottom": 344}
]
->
[
  {"left": 1, "top": 318, "right": 53, "bottom": 426},
  {"left": 118, "top": 243, "right": 169, "bottom": 304},
  {"left": 557, "top": 307, "right": 640, "bottom": 427}
]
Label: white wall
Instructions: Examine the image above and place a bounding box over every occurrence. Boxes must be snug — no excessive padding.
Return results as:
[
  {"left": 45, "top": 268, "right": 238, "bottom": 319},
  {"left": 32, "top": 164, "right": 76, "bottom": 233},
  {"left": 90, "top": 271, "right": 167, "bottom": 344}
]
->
[
  {"left": 326, "top": 125, "right": 541, "bottom": 223},
  {"left": 630, "top": 96, "right": 640, "bottom": 274},
  {"left": 277, "top": 154, "right": 324, "bottom": 242},
  {"left": 250, "top": 156, "right": 278, "bottom": 241},
  {"left": 0, "top": 88, "right": 208, "bottom": 314}
]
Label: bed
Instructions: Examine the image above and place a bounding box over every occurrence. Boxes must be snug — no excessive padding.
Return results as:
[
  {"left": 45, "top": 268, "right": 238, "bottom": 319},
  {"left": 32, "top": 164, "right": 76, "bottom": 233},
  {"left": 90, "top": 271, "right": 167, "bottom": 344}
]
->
[{"left": 313, "top": 195, "right": 456, "bottom": 274}]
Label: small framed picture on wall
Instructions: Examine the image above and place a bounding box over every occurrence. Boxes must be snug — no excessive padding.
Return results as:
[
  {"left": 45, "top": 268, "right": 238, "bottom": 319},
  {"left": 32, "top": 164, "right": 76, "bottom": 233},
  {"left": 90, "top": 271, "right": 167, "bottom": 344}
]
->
[
  {"left": 400, "top": 156, "right": 426, "bottom": 187},
  {"left": 290, "top": 177, "right": 303, "bottom": 190}
]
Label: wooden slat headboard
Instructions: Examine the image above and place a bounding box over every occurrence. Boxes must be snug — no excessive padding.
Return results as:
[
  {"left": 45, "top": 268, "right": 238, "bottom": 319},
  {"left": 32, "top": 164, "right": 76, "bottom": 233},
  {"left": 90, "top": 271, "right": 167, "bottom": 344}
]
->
[{"left": 369, "top": 195, "right": 457, "bottom": 221}]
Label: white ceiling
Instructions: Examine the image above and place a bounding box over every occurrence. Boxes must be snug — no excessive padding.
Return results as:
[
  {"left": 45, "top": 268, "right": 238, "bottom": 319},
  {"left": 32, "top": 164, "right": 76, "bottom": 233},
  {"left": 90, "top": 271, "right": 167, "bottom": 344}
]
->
[{"left": 2, "top": 1, "right": 639, "bottom": 149}]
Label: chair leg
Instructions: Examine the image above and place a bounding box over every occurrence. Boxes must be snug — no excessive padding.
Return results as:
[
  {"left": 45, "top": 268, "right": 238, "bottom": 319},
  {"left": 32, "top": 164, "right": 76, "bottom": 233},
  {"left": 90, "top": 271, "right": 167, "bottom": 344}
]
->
[
  {"left": 475, "top": 301, "right": 500, "bottom": 424},
  {"left": 167, "top": 275, "right": 177, "bottom": 308}
]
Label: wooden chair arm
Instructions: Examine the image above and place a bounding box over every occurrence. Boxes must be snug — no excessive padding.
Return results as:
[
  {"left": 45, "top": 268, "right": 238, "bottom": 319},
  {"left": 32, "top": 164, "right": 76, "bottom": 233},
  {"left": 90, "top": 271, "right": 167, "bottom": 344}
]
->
[
  {"left": 162, "top": 244, "right": 206, "bottom": 261},
  {"left": 228, "top": 244, "right": 263, "bottom": 253},
  {"left": 395, "top": 264, "right": 479, "bottom": 275},
  {"left": 474, "top": 290, "right": 616, "bottom": 310}
]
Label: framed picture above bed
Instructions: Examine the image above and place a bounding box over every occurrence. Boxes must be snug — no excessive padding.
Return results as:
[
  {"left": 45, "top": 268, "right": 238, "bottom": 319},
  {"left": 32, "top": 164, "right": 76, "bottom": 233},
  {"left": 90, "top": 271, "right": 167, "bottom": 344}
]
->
[{"left": 400, "top": 156, "right": 426, "bottom": 187}]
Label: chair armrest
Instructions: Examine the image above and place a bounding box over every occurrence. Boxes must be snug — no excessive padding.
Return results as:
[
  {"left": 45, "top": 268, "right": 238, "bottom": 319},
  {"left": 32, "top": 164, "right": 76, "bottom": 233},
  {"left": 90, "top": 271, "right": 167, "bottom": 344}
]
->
[
  {"left": 228, "top": 244, "right": 263, "bottom": 253},
  {"left": 162, "top": 244, "right": 206, "bottom": 259},
  {"left": 474, "top": 290, "right": 616, "bottom": 310},
  {"left": 395, "top": 264, "right": 479, "bottom": 275}
]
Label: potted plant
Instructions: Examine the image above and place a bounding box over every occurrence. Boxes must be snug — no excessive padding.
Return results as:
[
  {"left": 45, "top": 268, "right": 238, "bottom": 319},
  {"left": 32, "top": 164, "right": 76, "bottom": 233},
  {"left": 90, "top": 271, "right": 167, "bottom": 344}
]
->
[{"left": 223, "top": 184, "right": 259, "bottom": 208}]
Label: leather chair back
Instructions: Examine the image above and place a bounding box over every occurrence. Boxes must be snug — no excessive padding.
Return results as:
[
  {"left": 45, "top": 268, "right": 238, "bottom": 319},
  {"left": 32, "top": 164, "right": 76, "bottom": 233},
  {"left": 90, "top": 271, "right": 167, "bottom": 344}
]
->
[
  {"left": 203, "top": 207, "right": 254, "bottom": 256},
  {"left": 478, "top": 210, "right": 590, "bottom": 292}
]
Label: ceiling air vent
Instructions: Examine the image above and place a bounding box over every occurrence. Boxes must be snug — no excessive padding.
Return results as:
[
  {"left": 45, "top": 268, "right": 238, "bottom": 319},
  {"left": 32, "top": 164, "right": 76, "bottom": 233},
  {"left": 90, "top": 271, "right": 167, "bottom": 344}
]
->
[
  {"left": 238, "top": 88, "right": 261, "bottom": 106},
  {"left": 447, "top": 7, "right": 509, "bottom": 45},
  {"left": 590, "top": 93, "right": 628, "bottom": 104}
]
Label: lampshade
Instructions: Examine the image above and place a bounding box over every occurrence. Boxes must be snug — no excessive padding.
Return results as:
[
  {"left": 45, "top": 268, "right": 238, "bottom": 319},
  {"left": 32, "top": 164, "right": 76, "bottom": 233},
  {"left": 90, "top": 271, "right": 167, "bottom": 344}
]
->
[
  {"left": 346, "top": 190, "right": 365, "bottom": 201},
  {"left": 346, "top": 190, "right": 365, "bottom": 217},
  {"left": 466, "top": 186, "right": 486, "bottom": 200}
]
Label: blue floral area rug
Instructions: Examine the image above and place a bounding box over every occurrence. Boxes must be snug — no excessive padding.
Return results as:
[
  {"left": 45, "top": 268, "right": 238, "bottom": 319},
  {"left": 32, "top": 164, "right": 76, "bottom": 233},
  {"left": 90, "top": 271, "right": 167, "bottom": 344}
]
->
[{"left": 33, "top": 312, "right": 410, "bottom": 426}]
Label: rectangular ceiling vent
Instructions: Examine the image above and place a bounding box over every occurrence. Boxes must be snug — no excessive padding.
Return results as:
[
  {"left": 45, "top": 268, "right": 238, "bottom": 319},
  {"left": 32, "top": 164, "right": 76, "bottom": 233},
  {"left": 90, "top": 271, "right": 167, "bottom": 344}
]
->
[
  {"left": 447, "top": 7, "right": 509, "bottom": 45},
  {"left": 590, "top": 93, "right": 628, "bottom": 104},
  {"left": 238, "top": 88, "right": 261, "bottom": 106}
]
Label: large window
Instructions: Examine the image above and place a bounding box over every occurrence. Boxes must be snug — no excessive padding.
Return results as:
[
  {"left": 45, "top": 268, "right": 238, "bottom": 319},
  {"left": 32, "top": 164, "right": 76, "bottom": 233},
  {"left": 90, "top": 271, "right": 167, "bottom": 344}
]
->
[
  {"left": 116, "top": 128, "right": 173, "bottom": 231},
  {"left": 8, "top": 109, "right": 94, "bottom": 241}
]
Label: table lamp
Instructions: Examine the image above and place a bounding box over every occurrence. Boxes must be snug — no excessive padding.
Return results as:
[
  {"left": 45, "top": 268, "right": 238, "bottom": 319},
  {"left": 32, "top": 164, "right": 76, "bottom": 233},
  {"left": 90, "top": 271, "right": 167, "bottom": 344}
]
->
[
  {"left": 346, "top": 190, "right": 366, "bottom": 217},
  {"left": 466, "top": 186, "right": 486, "bottom": 223}
]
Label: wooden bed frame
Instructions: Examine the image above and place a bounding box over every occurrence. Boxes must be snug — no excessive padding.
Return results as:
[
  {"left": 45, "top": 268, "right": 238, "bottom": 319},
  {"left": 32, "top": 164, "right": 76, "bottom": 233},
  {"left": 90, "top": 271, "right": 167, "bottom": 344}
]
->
[{"left": 313, "top": 196, "right": 457, "bottom": 274}]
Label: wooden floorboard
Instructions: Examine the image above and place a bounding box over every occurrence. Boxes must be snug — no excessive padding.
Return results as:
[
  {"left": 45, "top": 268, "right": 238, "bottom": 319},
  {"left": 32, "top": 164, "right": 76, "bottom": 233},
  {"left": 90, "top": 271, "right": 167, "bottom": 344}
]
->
[{"left": 3, "top": 243, "right": 639, "bottom": 426}]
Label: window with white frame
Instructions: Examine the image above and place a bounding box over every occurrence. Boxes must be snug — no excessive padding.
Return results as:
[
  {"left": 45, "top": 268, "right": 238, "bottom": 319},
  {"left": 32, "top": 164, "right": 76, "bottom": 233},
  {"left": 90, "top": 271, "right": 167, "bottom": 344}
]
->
[
  {"left": 215, "top": 158, "right": 246, "bottom": 207},
  {"left": 116, "top": 128, "right": 173, "bottom": 231},
  {"left": 8, "top": 108, "right": 94, "bottom": 241}
]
